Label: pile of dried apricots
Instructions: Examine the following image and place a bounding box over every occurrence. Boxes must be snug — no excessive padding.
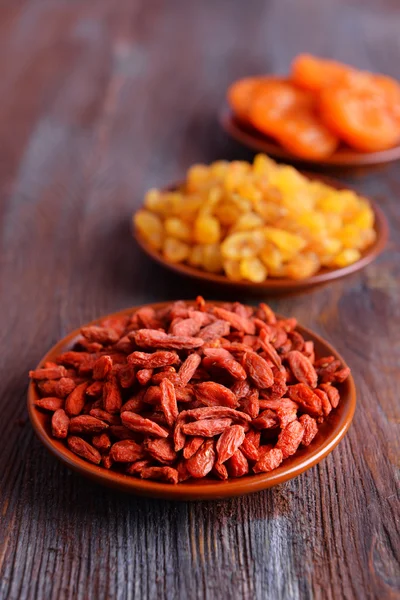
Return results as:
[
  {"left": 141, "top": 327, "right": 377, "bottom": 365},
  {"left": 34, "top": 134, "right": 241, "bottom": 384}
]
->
[{"left": 227, "top": 54, "right": 400, "bottom": 159}]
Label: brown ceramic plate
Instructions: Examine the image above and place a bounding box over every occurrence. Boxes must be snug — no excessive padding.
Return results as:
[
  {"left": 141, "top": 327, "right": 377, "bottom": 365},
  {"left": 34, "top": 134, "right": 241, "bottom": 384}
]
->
[
  {"left": 220, "top": 107, "right": 400, "bottom": 167},
  {"left": 134, "top": 175, "right": 388, "bottom": 295},
  {"left": 27, "top": 301, "right": 356, "bottom": 501}
]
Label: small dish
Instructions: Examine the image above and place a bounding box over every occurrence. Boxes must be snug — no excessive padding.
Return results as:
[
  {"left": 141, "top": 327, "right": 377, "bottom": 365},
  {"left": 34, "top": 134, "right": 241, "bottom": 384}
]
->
[
  {"left": 28, "top": 302, "right": 356, "bottom": 501},
  {"left": 220, "top": 107, "right": 400, "bottom": 167},
  {"left": 134, "top": 175, "right": 388, "bottom": 295}
]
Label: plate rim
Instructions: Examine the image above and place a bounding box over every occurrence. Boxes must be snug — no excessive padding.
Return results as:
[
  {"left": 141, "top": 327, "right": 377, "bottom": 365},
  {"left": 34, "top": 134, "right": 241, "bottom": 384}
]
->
[{"left": 27, "top": 301, "right": 357, "bottom": 500}]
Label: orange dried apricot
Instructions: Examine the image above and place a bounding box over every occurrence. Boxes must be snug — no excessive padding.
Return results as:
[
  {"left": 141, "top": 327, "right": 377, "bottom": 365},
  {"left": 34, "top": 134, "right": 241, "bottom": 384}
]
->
[
  {"left": 275, "top": 108, "right": 339, "bottom": 159},
  {"left": 227, "top": 77, "right": 266, "bottom": 121},
  {"left": 249, "top": 80, "right": 313, "bottom": 139},
  {"left": 320, "top": 80, "right": 400, "bottom": 152},
  {"left": 291, "top": 54, "right": 353, "bottom": 91}
]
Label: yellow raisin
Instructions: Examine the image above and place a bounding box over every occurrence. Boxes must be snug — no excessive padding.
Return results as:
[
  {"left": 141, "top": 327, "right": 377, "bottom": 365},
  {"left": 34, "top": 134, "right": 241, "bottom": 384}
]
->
[
  {"left": 202, "top": 244, "right": 224, "bottom": 273},
  {"left": 194, "top": 215, "right": 221, "bottom": 244},
  {"left": 163, "top": 237, "right": 190, "bottom": 263},
  {"left": 134, "top": 210, "right": 164, "bottom": 250},
  {"left": 213, "top": 202, "right": 242, "bottom": 227},
  {"left": 164, "top": 217, "right": 191, "bottom": 242},
  {"left": 333, "top": 248, "right": 361, "bottom": 267},
  {"left": 262, "top": 227, "right": 306, "bottom": 254},
  {"left": 223, "top": 259, "right": 242, "bottom": 281},
  {"left": 259, "top": 243, "right": 283, "bottom": 271},
  {"left": 230, "top": 212, "right": 264, "bottom": 233},
  {"left": 239, "top": 257, "right": 267, "bottom": 283},
  {"left": 285, "top": 253, "right": 320, "bottom": 279},
  {"left": 221, "top": 231, "right": 265, "bottom": 260},
  {"left": 188, "top": 245, "right": 203, "bottom": 267}
]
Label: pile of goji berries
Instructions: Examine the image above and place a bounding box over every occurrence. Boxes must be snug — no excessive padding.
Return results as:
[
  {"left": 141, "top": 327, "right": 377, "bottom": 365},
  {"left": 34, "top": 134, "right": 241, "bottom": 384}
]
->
[{"left": 29, "top": 298, "right": 350, "bottom": 484}]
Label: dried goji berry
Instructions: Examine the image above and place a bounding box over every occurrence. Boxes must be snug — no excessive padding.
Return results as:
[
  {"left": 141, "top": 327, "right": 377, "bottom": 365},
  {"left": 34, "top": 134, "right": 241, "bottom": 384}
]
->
[
  {"left": 244, "top": 352, "right": 274, "bottom": 388},
  {"left": 140, "top": 466, "right": 179, "bottom": 484},
  {"left": 198, "top": 320, "right": 231, "bottom": 341},
  {"left": 319, "top": 383, "right": 340, "bottom": 408},
  {"left": 299, "top": 414, "right": 318, "bottom": 446},
  {"left": 29, "top": 366, "right": 67, "bottom": 381},
  {"left": 69, "top": 415, "right": 109, "bottom": 434},
  {"left": 276, "top": 420, "right": 305, "bottom": 459},
  {"left": 182, "top": 418, "right": 232, "bottom": 437},
  {"left": 178, "top": 353, "right": 202, "bottom": 385},
  {"left": 65, "top": 382, "right": 89, "bottom": 416},
  {"left": 121, "top": 412, "right": 169, "bottom": 437},
  {"left": 132, "top": 329, "right": 204, "bottom": 350},
  {"left": 110, "top": 440, "right": 145, "bottom": 462},
  {"left": 253, "top": 448, "right": 283, "bottom": 473},
  {"left": 93, "top": 355, "right": 113, "bottom": 380},
  {"left": 227, "top": 449, "right": 249, "bottom": 477},
  {"left": 194, "top": 381, "right": 238, "bottom": 408},
  {"left": 144, "top": 438, "right": 177, "bottom": 464},
  {"left": 216, "top": 425, "right": 246, "bottom": 463},
  {"left": 183, "top": 436, "right": 204, "bottom": 460},
  {"left": 252, "top": 409, "right": 279, "bottom": 430},
  {"left": 213, "top": 307, "right": 255, "bottom": 335},
  {"left": 287, "top": 383, "right": 323, "bottom": 417},
  {"left": 160, "top": 378, "right": 178, "bottom": 427},
  {"left": 51, "top": 409, "right": 69, "bottom": 438},
  {"left": 67, "top": 436, "right": 101, "bottom": 464},
  {"left": 81, "top": 326, "right": 120, "bottom": 345},
  {"left": 186, "top": 439, "right": 215, "bottom": 478},
  {"left": 286, "top": 350, "right": 318, "bottom": 388}
]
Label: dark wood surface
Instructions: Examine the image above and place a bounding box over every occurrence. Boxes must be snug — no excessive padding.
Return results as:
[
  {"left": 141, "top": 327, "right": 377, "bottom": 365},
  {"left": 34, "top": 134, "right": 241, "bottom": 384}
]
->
[{"left": 0, "top": 1, "right": 399, "bottom": 598}]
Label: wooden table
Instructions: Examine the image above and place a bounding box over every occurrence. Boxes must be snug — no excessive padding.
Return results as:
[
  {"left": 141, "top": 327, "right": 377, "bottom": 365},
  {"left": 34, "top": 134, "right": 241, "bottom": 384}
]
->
[{"left": 0, "top": 1, "right": 399, "bottom": 598}]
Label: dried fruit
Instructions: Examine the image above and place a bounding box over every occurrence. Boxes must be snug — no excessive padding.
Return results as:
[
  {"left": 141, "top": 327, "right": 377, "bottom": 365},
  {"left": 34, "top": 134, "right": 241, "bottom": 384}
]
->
[
  {"left": 29, "top": 366, "right": 67, "bottom": 380},
  {"left": 227, "top": 449, "right": 249, "bottom": 477},
  {"left": 253, "top": 448, "right": 283, "bottom": 473},
  {"left": 287, "top": 383, "right": 323, "bottom": 417},
  {"left": 133, "top": 329, "right": 204, "bottom": 350},
  {"left": 276, "top": 420, "right": 305, "bottom": 459},
  {"left": 198, "top": 320, "right": 230, "bottom": 341},
  {"left": 134, "top": 156, "right": 376, "bottom": 281},
  {"left": 299, "top": 414, "right": 318, "bottom": 446},
  {"left": 141, "top": 466, "right": 179, "bottom": 484},
  {"left": 128, "top": 351, "right": 180, "bottom": 368},
  {"left": 186, "top": 439, "right": 215, "bottom": 478},
  {"left": 252, "top": 409, "right": 279, "bottom": 430},
  {"left": 103, "top": 377, "right": 122, "bottom": 414},
  {"left": 178, "top": 353, "right": 202, "bottom": 385},
  {"left": 183, "top": 437, "right": 204, "bottom": 460},
  {"left": 65, "top": 382, "right": 89, "bottom": 416},
  {"left": 110, "top": 440, "right": 145, "bottom": 462},
  {"left": 35, "top": 397, "right": 65, "bottom": 411},
  {"left": 121, "top": 412, "right": 169, "bottom": 438},
  {"left": 182, "top": 418, "right": 232, "bottom": 437},
  {"left": 67, "top": 436, "right": 101, "bottom": 464},
  {"left": 194, "top": 382, "right": 238, "bottom": 408},
  {"left": 203, "top": 348, "right": 247, "bottom": 380},
  {"left": 81, "top": 326, "right": 120, "bottom": 345},
  {"left": 286, "top": 350, "right": 318, "bottom": 388},
  {"left": 69, "top": 415, "right": 109, "bottom": 434},
  {"left": 93, "top": 356, "right": 113, "bottom": 380},
  {"left": 31, "top": 299, "right": 348, "bottom": 483},
  {"left": 244, "top": 352, "right": 274, "bottom": 388},
  {"left": 160, "top": 379, "right": 178, "bottom": 427},
  {"left": 51, "top": 409, "right": 69, "bottom": 438},
  {"left": 136, "top": 369, "right": 153, "bottom": 386},
  {"left": 216, "top": 425, "right": 246, "bottom": 463},
  {"left": 92, "top": 433, "right": 111, "bottom": 452}
]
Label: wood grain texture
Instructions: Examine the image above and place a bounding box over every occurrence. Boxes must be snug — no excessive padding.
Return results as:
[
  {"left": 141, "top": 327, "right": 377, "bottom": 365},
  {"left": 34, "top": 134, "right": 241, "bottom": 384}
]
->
[{"left": 0, "top": 1, "right": 399, "bottom": 599}]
